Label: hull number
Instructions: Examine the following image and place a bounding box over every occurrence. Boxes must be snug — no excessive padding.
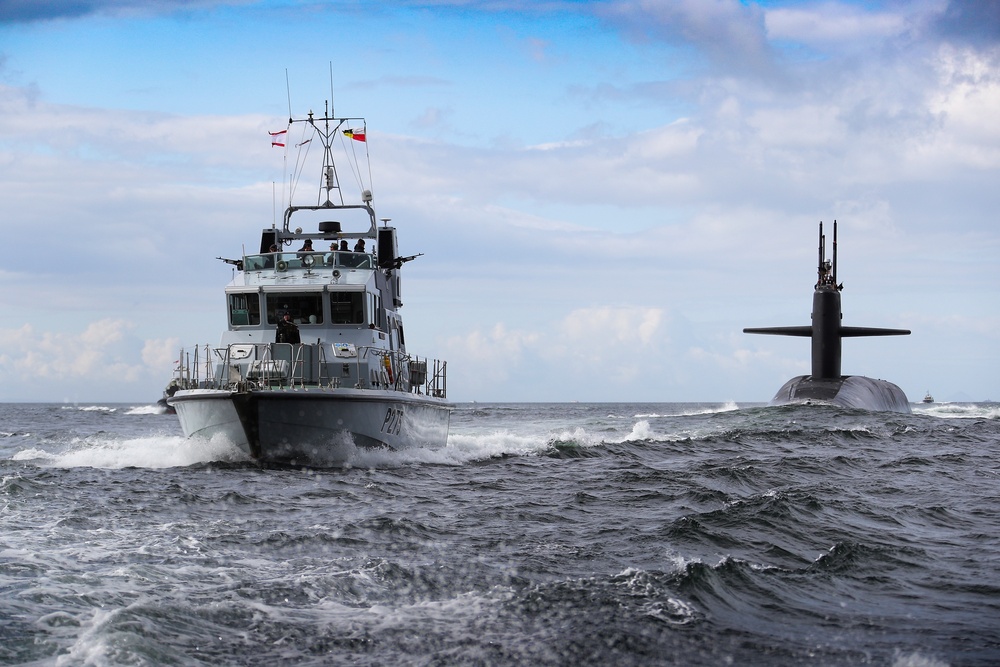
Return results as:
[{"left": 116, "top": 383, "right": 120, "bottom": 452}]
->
[{"left": 381, "top": 407, "right": 403, "bottom": 436}]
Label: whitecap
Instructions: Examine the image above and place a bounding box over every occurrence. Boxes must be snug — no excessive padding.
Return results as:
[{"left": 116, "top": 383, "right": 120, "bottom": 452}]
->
[
  {"left": 124, "top": 405, "right": 164, "bottom": 416},
  {"left": 20, "top": 434, "right": 249, "bottom": 469}
]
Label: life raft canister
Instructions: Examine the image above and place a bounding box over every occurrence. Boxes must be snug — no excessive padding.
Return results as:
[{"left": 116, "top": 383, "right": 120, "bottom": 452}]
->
[{"left": 382, "top": 355, "right": 394, "bottom": 384}]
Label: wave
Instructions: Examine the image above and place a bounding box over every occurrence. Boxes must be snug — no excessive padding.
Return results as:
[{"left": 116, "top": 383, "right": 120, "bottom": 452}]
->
[
  {"left": 912, "top": 403, "right": 1000, "bottom": 420},
  {"left": 10, "top": 434, "right": 250, "bottom": 469},
  {"left": 632, "top": 401, "right": 743, "bottom": 418},
  {"left": 675, "top": 401, "right": 742, "bottom": 417},
  {"left": 347, "top": 430, "right": 556, "bottom": 468},
  {"left": 124, "top": 405, "right": 166, "bottom": 416}
]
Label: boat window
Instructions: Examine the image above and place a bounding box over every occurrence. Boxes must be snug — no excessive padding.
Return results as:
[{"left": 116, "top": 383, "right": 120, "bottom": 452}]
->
[
  {"left": 336, "top": 252, "right": 373, "bottom": 269},
  {"left": 368, "top": 293, "right": 378, "bottom": 328},
  {"left": 329, "top": 291, "right": 365, "bottom": 324},
  {"left": 265, "top": 293, "right": 324, "bottom": 325},
  {"left": 228, "top": 293, "right": 261, "bottom": 326},
  {"left": 243, "top": 254, "right": 274, "bottom": 271}
]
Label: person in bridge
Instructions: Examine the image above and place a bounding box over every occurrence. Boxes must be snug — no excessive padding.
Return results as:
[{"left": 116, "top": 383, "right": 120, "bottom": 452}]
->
[{"left": 276, "top": 312, "right": 300, "bottom": 344}]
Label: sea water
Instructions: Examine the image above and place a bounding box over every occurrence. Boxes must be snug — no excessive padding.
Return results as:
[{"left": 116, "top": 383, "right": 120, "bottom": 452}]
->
[{"left": 1, "top": 401, "right": 998, "bottom": 666}]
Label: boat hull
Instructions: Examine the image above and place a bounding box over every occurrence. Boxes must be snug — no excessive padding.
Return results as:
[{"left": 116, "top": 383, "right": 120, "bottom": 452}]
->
[
  {"left": 770, "top": 375, "right": 911, "bottom": 413},
  {"left": 169, "top": 388, "right": 452, "bottom": 467}
]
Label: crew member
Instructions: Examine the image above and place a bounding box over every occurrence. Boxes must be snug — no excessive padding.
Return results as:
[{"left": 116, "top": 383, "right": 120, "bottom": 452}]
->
[{"left": 276, "top": 312, "right": 300, "bottom": 344}]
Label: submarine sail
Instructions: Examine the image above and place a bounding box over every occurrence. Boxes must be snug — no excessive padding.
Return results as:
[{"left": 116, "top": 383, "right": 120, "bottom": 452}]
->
[{"left": 743, "top": 221, "right": 911, "bottom": 412}]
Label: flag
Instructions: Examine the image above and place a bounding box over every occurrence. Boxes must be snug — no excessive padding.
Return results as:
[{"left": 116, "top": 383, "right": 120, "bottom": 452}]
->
[
  {"left": 269, "top": 130, "right": 287, "bottom": 147},
  {"left": 343, "top": 128, "right": 366, "bottom": 142}
]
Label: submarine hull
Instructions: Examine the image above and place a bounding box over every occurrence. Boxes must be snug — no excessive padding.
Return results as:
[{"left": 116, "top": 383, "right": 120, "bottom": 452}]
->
[{"left": 771, "top": 375, "right": 911, "bottom": 413}]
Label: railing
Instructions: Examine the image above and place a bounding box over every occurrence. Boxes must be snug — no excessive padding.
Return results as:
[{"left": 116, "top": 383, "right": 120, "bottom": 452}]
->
[{"left": 169, "top": 342, "right": 447, "bottom": 398}]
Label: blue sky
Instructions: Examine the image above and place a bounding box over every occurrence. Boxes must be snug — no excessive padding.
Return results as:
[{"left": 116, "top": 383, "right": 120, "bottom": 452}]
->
[{"left": 1, "top": 0, "right": 998, "bottom": 403}]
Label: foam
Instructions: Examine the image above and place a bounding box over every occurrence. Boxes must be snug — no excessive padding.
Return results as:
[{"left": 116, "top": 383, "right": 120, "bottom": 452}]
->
[
  {"left": 124, "top": 405, "right": 164, "bottom": 416},
  {"left": 912, "top": 403, "right": 1000, "bottom": 420},
  {"left": 12, "top": 434, "right": 249, "bottom": 469}
]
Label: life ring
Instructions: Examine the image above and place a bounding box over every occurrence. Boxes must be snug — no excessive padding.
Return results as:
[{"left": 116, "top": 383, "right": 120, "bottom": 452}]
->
[
  {"left": 302, "top": 255, "right": 315, "bottom": 267},
  {"left": 276, "top": 259, "right": 288, "bottom": 272},
  {"left": 382, "top": 355, "right": 394, "bottom": 384}
]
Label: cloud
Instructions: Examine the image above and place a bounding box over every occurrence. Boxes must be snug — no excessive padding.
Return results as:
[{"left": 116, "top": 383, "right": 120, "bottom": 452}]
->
[
  {"left": 0, "top": 319, "right": 176, "bottom": 400},
  {"left": 443, "top": 306, "right": 666, "bottom": 399},
  {"left": 931, "top": 0, "right": 1000, "bottom": 47},
  {"left": 597, "top": 0, "right": 775, "bottom": 77},
  {"left": 0, "top": 0, "right": 93, "bottom": 23},
  {"left": 765, "top": 3, "right": 910, "bottom": 45},
  {"left": 0, "top": 0, "right": 253, "bottom": 24}
]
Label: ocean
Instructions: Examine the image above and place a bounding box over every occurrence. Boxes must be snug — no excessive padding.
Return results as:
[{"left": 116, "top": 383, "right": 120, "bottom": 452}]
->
[{"left": 1, "top": 401, "right": 998, "bottom": 666}]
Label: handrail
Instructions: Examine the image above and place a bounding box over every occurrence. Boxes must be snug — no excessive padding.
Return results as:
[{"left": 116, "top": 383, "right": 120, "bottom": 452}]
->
[{"left": 171, "top": 341, "right": 447, "bottom": 398}]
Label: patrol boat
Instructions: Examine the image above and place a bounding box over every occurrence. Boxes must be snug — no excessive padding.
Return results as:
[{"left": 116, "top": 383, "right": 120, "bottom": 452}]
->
[
  {"left": 744, "top": 221, "right": 912, "bottom": 413},
  {"left": 168, "top": 105, "right": 451, "bottom": 466}
]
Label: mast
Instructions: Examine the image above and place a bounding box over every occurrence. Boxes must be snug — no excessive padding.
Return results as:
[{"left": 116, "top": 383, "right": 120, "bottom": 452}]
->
[{"left": 277, "top": 106, "right": 377, "bottom": 242}]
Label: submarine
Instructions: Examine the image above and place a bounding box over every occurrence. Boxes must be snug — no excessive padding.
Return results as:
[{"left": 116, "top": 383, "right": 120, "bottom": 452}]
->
[{"left": 744, "top": 221, "right": 912, "bottom": 413}]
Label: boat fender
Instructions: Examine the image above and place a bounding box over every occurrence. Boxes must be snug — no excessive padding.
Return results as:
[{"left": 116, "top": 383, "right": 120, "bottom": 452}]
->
[
  {"left": 302, "top": 255, "right": 314, "bottom": 267},
  {"left": 276, "top": 259, "right": 288, "bottom": 272},
  {"left": 382, "top": 355, "right": 394, "bottom": 384}
]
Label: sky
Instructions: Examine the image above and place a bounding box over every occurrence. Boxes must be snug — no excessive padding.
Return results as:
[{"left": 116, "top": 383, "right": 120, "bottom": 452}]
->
[{"left": 0, "top": 0, "right": 998, "bottom": 404}]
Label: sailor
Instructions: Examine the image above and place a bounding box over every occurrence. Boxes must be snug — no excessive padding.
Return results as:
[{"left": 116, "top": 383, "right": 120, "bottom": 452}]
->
[
  {"left": 354, "top": 239, "right": 366, "bottom": 253},
  {"left": 298, "top": 239, "right": 313, "bottom": 252},
  {"left": 323, "top": 242, "right": 338, "bottom": 265},
  {"left": 276, "top": 312, "right": 301, "bottom": 344},
  {"left": 340, "top": 240, "right": 350, "bottom": 251},
  {"left": 263, "top": 244, "right": 279, "bottom": 269}
]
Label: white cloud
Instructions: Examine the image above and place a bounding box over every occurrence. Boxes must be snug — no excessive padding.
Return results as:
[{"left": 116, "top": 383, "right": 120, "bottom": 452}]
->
[
  {"left": 765, "top": 4, "right": 910, "bottom": 45},
  {"left": 0, "top": 320, "right": 175, "bottom": 401}
]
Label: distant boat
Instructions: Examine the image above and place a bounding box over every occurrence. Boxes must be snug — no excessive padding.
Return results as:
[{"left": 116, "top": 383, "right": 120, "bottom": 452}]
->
[
  {"left": 155, "top": 349, "right": 188, "bottom": 414},
  {"left": 744, "top": 221, "right": 912, "bottom": 413},
  {"left": 922, "top": 392, "right": 934, "bottom": 403}
]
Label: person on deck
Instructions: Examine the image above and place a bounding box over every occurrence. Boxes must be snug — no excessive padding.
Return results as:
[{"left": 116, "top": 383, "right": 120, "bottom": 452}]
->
[{"left": 276, "top": 312, "right": 300, "bottom": 344}]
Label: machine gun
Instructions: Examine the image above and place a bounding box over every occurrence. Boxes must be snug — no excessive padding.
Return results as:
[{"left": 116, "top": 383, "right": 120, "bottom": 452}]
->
[
  {"left": 388, "top": 253, "right": 423, "bottom": 270},
  {"left": 217, "top": 256, "right": 244, "bottom": 271}
]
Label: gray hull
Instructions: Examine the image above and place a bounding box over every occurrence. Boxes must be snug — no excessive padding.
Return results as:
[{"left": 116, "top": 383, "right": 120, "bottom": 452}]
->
[
  {"left": 170, "top": 388, "right": 451, "bottom": 467},
  {"left": 770, "top": 375, "right": 911, "bottom": 413}
]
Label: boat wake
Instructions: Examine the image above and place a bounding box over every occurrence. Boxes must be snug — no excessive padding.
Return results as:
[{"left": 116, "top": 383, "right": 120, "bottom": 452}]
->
[{"left": 12, "top": 434, "right": 250, "bottom": 469}]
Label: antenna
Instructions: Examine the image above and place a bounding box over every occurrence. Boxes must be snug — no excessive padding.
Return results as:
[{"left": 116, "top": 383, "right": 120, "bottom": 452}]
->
[
  {"left": 285, "top": 69, "right": 293, "bottom": 121},
  {"left": 329, "top": 62, "right": 335, "bottom": 117},
  {"left": 832, "top": 219, "right": 838, "bottom": 287},
  {"left": 818, "top": 221, "right": 825, "bottom": 287}
]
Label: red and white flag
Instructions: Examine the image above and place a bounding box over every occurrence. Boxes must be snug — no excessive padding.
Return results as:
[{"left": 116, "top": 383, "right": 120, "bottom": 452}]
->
[
  {"left": 343, "top": 128, "right": 366, "bottom": 142},
  {"left": 269, "top": 129, "right": 287, "bottom": 147}
]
